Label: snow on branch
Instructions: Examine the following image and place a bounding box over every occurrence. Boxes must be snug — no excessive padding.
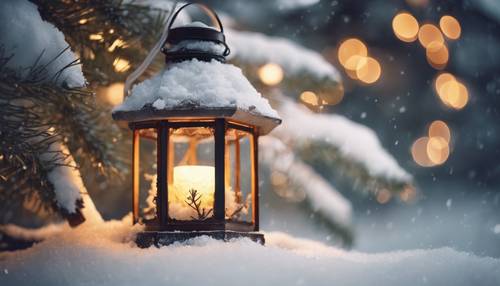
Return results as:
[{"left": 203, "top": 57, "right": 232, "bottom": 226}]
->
[
  {"left": 0, "top": 0, "right": 84, "bottom": 88},
  {"left": 226, "top": 28, "right": 341, "bottom": 83},
  {"left": 260, "top": 136, "right": 353, "bottom": 241},
  {"left": 0, "top": 223, "right": 65, "bottom": 242},
  {"left": 273, "top": 96, "right": 412, "bottom": 186},
  {"left": 39, "top": 139, "right": 102, "bottom": 224}
]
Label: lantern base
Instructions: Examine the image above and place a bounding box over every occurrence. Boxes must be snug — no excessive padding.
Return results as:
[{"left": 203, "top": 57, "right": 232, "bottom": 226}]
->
[{"left": 135, "top": 230, "right": 265, "bottom": 248}]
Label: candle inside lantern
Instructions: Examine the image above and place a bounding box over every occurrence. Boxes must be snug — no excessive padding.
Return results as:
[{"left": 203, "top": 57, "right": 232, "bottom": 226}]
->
[{"left": 168, "top": 165, "right": 215, "bottom": 220}]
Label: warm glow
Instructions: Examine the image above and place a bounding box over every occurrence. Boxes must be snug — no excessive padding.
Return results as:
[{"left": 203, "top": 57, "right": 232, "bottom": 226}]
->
[
  {"left": 426, "top": 136, "right": 449, "bottom": 165},
  {"left": 411, "top": 137, "right": 435, "bottom": 167},
  {"left": 113, "top": 58, "right": 130, "bottom": 72},
  {"left": 435, "top": 73, "right": 455, "bottom": 95},
  {"left": 439, "top": 15, "right": 461, "bottom": 40},
  {"left": 320, "top": 85, "right": 345, "bottom": 106},
  {"left": 89, "top": 34, "right": 103, "bottom": 41},
  {"left": 108, "top": 39, "right": 126, "bottom": 52},
  {"left": 376, "top": 189, "right": 392, "bottom": 204},
  {"left": 426, "top": 41, "right": 449, "bottom": 70},
  {"left": 392, "top": 13, "right": 419, "bottom": 42},
  {"left": 300, "top": 91, "right": 320, "bottom": 106},
  {"left": 169, "top": 165, "right": 215, "bottom": 217},
  {"left": 440, "top": 80, "right": 469, "bottom": 109},
  {"left": 418, "top": 24, "right": 444, "bottom": 48},
  {"left": 344, "top": 55, "right": 367, "bottom": 80},
  {"left": 405, "top": 0, "right": 429, "bottom": 7},
  {"left": 338, "top": 38, "right": 368, "bottom": 68},
  {"left": 101, "top": 82, "right": 124, "bottom": 106},
  {"left": 429, "top": 120, "right": 451, "bottom": 143},
  {"left": 400, "top": 186, "right": 417, "bottom": 203},
  {"left": 258, "top": 63, "right": 284, "bottom": 86},
  {"left": 356, "top": 57, "right": 381, "bottom": 84},
  {"left": 79, "top": 19, "right": 88, "bottom": 25}
]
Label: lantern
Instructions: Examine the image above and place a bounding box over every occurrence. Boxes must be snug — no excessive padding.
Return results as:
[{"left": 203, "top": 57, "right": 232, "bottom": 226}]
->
[{"left": 112, "top": 3, "right": 281, "bottom": 247}]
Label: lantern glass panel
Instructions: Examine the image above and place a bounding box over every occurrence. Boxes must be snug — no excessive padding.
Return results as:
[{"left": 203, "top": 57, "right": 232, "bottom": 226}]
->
[
  {"left": 167, "top": 126, "right": 215, "bottom": 221},
  {"left": 225, "top": 128, "right": 253, "bottom": 223},
  {"left": 137, "top": 128, "right": 157, "bottom": 221}
]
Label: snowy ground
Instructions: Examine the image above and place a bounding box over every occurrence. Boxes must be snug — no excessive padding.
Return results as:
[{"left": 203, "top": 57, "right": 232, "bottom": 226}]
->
[
  {"left": 354, "top": 182, "right": 500, "bottom": 257},
  {"left": 0, "top": 217, "right": 499, "bottom": 286}
]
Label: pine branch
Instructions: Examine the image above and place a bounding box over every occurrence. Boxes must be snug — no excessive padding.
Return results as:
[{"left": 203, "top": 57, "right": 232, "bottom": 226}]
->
[
  {"left": 31, "top": 0, "right": 168, "bottom": 84},
  {"left": 0, "top": 47, "right": 124, "bottom": 223},
  {"left": 185, "top": 189, "right": 213, "bottom": 220}
]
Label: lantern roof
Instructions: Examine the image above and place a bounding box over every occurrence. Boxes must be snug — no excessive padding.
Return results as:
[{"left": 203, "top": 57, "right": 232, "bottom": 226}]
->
[{"left": 112, "top": 58, "right": 281, "bottom": 135}]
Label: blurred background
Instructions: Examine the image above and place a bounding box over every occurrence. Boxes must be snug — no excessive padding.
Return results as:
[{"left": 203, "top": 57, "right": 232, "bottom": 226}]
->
[
  {"left": 1, "top": 0, "right": 499, "bottom": 257},
  {"left": 196, "top": 0, "right": 500, "bottom": 256}
]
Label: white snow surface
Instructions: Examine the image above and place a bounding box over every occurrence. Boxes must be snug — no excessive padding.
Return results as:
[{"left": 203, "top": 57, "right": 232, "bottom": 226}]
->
[
  {"left": 273, "top": 97, "right": 411, "bottom": 182},
  {"left": 114, "top": 59, "right": 279, "bottom": 118},
  {"left": 38, "top": 140, "right": 102, "bottom": 221},
  {"left": 38, "top": 141, "right": 83, "bottom": 213},
  {"left": 0, "top": 218, "right": 499, "bottom": 286},
  {"left": 276, "top": 0, "right": 321, "bottom": 10},
  {"left": 226, "top": 28, "right": 341, "bottom": 82},
  {"left": 0, "top": 0, "right": 85, "bottom": 87}
]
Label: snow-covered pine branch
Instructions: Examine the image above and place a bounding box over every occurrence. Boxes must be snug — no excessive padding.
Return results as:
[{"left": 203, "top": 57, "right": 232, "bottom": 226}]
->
[
  {"left": 260, "top": 136, "right": 353, "bottom": 245},
  {"left": 272, "top": 95, "right": 412, "bottom": 192},
  {"left": 0, "top": 0, "right": 84, "bottom": 88},
  {"left": 227, "top": 28, "right": 340, "bottom": 83},
  {"left": 39, "top": 139, "right": 102, "bottom": 224}
]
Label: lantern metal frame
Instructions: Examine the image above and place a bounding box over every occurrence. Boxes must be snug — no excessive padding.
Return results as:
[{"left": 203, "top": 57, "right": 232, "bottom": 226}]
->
[
  {"left": 113, "top": 3, "right": 281, "bottom": 247},
  {"left": 116, "top": 106, "right": 281, "bottom": 247}
]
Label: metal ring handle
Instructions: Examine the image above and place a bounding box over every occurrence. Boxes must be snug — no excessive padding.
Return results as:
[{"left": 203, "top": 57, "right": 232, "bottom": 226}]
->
[{"left": 167, "top": 2, "right": 224, "bottom": 33}]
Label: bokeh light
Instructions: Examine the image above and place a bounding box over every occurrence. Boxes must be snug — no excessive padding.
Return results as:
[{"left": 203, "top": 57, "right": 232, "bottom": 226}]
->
[
  {"left": 392, "top": 12, "right": 419, "bottom": 42},
  {"left": 425, "top": 41, "right": 449, "bottom": 69},
  {"left": 356, "top": 57, "right": 381, "bottom": 84},
  {"left": 89, "top": 33, "right": 103, "bottom": 41},
  {"left": 108, "top": 39, "right": 125, "bottom": 52},
  {"left": 418, "top": 24, "right": 444, "bottom": 48},
  {"left": 440, "top": 80, "right": 469, "bottom": 109},
  {"left": 320, "top": 84, "right": 344, "bottom": 106},
  {"left": 113, "top": 58, "right": 130, "bottom": 72},
  {"left": 376, "top": 189, "right": 392, "bottom": 204},
  {"left": 99, "top": 82, "right": 124, "bottom": 106},
  {"left": 258, "top": 63, "right": 284, "bottom": 86},
  {"left": 411, "top": 137, "right": 435, "bottom": 167},
  {"left": 300, "top": 91, "right": 320, "bottom": 106},
  {"left": 400, "top": 186, "right": 417, "bottom": 203},
  {"left": 439, "top": 15, "right": 461, "bottom": 40},
  {"left": 428, "top": 120, "right": 451, "bottom": 143},
  {"left": 435, "top": 73, "right": 455, "bottom": 95},
  {"left": 426, "top": 136, "right": 450, "bottom": 165},
  {"left": 338, "top": 38, "right": 368, "bottom": 68},
  {"left": 344, "top": 55, "right": 366, "bottom": 80}
]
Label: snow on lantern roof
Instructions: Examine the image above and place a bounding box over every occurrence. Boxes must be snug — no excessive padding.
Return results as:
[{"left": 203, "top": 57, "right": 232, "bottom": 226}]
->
[{"left": 112, "top": 58, "right": 281, "bottom": 134}]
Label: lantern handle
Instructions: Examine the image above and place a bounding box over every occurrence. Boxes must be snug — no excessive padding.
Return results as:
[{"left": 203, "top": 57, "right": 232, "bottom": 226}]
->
[
  {"left": 166, "top": 2, "right": 224, "bottom": 33},
  {"left": 123, "top": 1, "right": 179, "bottom": 98}
]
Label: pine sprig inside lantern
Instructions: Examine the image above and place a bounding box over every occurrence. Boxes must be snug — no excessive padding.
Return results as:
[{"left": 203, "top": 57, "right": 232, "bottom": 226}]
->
[{"left": 185, "top": 189, "right": 213, "bottom": 221}]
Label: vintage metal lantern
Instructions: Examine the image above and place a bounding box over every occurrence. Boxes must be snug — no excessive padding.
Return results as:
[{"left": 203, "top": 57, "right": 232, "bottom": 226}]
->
[{"left": 112, "top": 3, "right": 281, "bottom": 247}]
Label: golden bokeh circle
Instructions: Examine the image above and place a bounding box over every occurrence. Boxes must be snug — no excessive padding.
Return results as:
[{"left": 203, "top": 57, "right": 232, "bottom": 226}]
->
[
  {"left": 439, "top": 15, "right": 461, "bottom": 40},
  {"left": 418, "top": 24, "right": 444, "bottom": 48},
  {"left": 429, "top": 120, "right": 451, "bottom": 143},
  {"left": 356, "top": 57, "right": 381, "bottom": 84},
  {"left": 426, "top": 41, "right": 449, "bottom": 69},
  {"left": 392, "top": 13, "right": 419, "bottom": 42},
  {"left": 338, "top": 39, "right": 368, "bottom": 67},
  {"left": 258, "top": 63, "right": 284, "bottom": 86}
]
